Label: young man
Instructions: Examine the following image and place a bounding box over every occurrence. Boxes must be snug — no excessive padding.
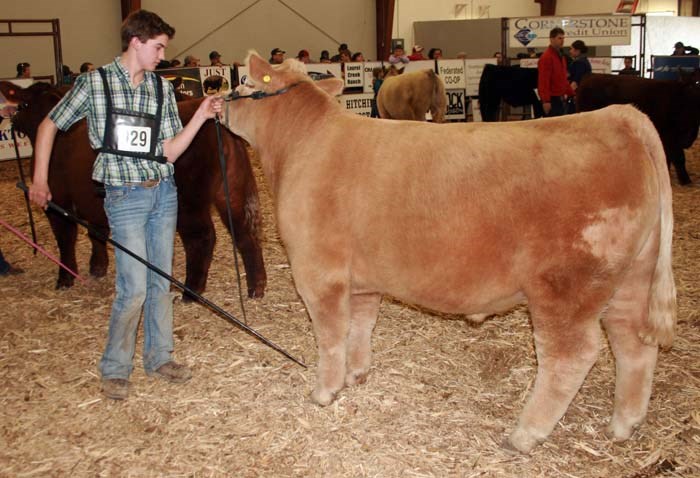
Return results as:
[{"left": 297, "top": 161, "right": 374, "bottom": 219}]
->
[
  {"left": 269, "top": 48, "right": 285, "bottom": 64},
  {"left": 537, "top": 27, "right": 574, "bottom": 117},
  {"left": 29, "top": 10, "right": 223, "bottom": 400}
]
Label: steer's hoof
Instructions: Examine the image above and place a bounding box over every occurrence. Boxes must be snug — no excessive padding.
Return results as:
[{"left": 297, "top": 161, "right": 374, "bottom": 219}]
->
[
  {"left": 504, "top": 429, "right": 542, "bottom": 455},
  {"left": 345, "top": 370, "right": 368, "bottom": 387},
  {"left": 604, "top": 421, "right": 637, "bottom": 442},
  {"left": 311, "top": 387, "right": 336, "bottom": 406}
]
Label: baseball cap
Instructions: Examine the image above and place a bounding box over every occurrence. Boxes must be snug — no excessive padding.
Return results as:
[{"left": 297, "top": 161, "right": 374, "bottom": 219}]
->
[
  {"left": 674, "top": 42, "right": 685, "bottom": 48},
  {"left": 270, "top": 48, "right": 285, "bottom": 56},
  {"left": 209, "top": 50, "right": 221, "bottom": 60}
]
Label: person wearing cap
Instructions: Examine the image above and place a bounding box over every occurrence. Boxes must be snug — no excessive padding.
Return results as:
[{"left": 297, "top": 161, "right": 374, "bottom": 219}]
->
[
  {"left": 184, "top": 55, "right": 200, "bottom": 67},
  {"left": 408, "top": 45, "right": 426, "bottom": 61},
  {"left": 209, "top": 50, "right": 223, "bottom": 66},
  {"left": 296, "top": 50, "right": 310, "bottom": 64},
  {"left": 270, "top": 48, "right": 285, "bottom": 64},
  {"left": 672, "top": 41, "right": 699, "bottom": 56}
]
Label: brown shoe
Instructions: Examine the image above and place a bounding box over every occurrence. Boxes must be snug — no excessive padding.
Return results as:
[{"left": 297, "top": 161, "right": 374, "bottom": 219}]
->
[
  {"left": 150, "top": 361, "right": 192, "bottom": 383},
  {"left": 102, "top": 378, "right": 129, "bottom": 400}
]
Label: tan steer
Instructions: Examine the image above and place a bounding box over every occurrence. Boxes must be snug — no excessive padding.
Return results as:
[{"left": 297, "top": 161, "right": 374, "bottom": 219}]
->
[{"left": 223, "top": 53, "right": 676, "bottom": 454}]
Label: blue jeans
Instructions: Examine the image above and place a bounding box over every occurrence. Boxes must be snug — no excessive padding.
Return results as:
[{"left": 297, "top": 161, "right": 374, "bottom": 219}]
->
[{"left": 99, "top": 177, "right": 178, "bottom": 379}]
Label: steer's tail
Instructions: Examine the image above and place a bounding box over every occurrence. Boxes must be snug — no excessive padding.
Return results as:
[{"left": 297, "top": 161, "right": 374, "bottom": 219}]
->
[{"left": 638, "top": 109, "right": 677, "bottom": 347}]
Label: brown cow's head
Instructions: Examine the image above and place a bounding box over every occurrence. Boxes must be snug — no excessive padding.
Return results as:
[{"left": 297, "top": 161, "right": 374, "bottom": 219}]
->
[{"left": 0, "top": 81, "right": 65, "bottom": 142}]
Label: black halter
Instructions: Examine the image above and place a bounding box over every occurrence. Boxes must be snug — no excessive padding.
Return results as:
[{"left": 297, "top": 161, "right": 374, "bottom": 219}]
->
[{"left": 224, "top": 81, "right": 303, "bottom": 102}]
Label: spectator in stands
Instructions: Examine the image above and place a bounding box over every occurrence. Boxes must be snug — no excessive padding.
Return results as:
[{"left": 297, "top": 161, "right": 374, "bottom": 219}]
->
[
  {"left": 493, "top": 52, "right": 504, "bottom": 65},
  {"left": 371, "top": 66, "right": 385, "bottom": 118},
  {"left": 567, "top": 39, "right": 591, "bottom": 92},
  {"left": 170, "top": 59, "right": 181, "bottom": 68},
  {"left": 672, "top": 41, "right": 699, "bottom": 56},
  {"left": 296, "top": 50, "right": 311, "bottom": 63},
  {"left": 209, "top": 50, "right": 223, "bottom": 66},
  {"left": 62, "top": 65, "right": 75, "bottom": 85},
  {"left": 352, "top": 52, "right": 365, "bottom": 62},
  {"left": 618, "top": 56, "right": 639, "bottom": 76},
  {"left": 0, "top": 247, "right": 23, "bottom": 276},
  {"left": 428, "top": 48, "right": 443, "bottom": 60},
  {"left": 319, "top": 50, "right": 331, "bottom": 63},
  {"left": 80, "top": 62, "right": 95, "bottom": 73},
  {"left": 389, "top": 46, "right": 409, "bottom": 64},
  {"left": 408, "top": 45, "right": 426, "bottom": 61},
  {"left": 338, "top": 51, "right": 351, "bottom": 63},
  {"left": 183, "top": 55, "right": 200, "bottom": 67},
  {"left": 331, "top": 43, "right": 351, "bottom": 62},
  {"left": 16, "top": 62, "right": 31, "bottom": 78},
  {"left": 270, "top": 48, "right": 285, "bottom": 64},
  {"left": 528, "top": 47, "right": 539, "bottom": 58},
  {"left": 456, "top": 52, "right": 468, "bottom": 59},
  {"left": 537, "top": 27, "right": 574, "bottom": 117},
  {"left": 156, "top": 60, "right": 171, "bottom": 69}
]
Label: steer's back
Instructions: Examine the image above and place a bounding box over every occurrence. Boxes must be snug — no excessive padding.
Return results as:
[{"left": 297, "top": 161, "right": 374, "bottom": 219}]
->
[{"left": 280, "top": 105, "right": 664, "bottom": 315}]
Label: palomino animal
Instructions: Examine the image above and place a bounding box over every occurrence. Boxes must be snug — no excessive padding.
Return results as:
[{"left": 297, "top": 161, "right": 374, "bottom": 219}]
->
[
  {"left": 221, "top": 54, "right": 676, "bottom": 454},
  {"left": 376, "top": 68, "right": 447, "bottom": 122},
  {"left": 577, "top": 72, "right": 700, "bottom": 185},
  {"left": 1, "top": 80, "right": 266, "bottom": 298}
]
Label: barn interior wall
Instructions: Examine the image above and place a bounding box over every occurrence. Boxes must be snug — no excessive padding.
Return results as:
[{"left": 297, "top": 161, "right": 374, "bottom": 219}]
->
[
  {"left": 394, "top": 0, "right": 681, "bottom": 56},
  {"left": 142, "top": 0, "right": 376, "bottom": 65},
  {"left": 0, "top": 0, "right": 121, "bottom": 80},
  {"left": 1, "top": 0, "right": 375, "bottom": 80}
]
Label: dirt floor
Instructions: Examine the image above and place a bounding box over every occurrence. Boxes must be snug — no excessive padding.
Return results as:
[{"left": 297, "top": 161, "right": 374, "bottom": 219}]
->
[{"left": 0, "top": 137, "right": 699, "bottom": 478}]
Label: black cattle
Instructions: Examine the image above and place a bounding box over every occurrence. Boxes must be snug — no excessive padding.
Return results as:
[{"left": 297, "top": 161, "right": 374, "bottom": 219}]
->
[
  {"left": 478, "top": 64, "right": 543, "bottom": 121},
  {"left": 577, "top": 73, "right": 700, "bottom": 185}
]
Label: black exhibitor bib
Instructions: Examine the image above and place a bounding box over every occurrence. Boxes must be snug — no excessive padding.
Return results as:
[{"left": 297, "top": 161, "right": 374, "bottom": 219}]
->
[{"left": 97, "top": 67, "right": 167, "bottom": 163}]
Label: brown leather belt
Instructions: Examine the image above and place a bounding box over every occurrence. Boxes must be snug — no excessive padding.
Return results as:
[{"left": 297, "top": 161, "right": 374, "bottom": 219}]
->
[{"left": 126, "top": 178, "right": 161, "bottom": 188}]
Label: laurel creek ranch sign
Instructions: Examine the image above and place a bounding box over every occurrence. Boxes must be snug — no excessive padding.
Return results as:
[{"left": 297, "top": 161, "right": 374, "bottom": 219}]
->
[{"left": 509, "top": 15, "right": 632, "bottom": 48}]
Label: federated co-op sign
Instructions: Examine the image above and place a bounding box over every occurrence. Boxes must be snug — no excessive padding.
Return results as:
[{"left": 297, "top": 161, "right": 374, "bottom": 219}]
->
[{"left": 509, "top": 15, "right": 632, "bottom": 49}]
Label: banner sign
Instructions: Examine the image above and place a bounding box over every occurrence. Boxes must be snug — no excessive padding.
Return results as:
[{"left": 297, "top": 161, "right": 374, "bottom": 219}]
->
[
  {"left": 343, "top": 62, "right": 364, "bottom": 89},
  {"left": 158, "top": 67, "right": 203, "bottom": 98},
  {"left": 0, "top": 78, "right": 34, "bottom": 161},
  {"left": 306, "top": 63, "right": 342, "bottom": 81},
  {"left": 363, "top": 61, "right": 383, "bottom": 94},
  {"left": 509, "top": 15, "right": 632, "bottom": 48},
  {"left": 437, "top": 59, "right": 466, "bottom": 89},
  {"left": 589, "top": 57, "right": 612, "bottom": 74},
  {"left": 465, "top": 58, "right": 497, "bottom": 96},
  {"left": 652, "top": 55, "right": 700, "bottom": 80},
  {"left": 339, "top": 93, "right": 374, "bottom": 117},
  {"left": 445, "top": 89, "right": 466, "bottom": 120},
  {"left": 520, "top": 57, "right": 611, "bottom": 74}
]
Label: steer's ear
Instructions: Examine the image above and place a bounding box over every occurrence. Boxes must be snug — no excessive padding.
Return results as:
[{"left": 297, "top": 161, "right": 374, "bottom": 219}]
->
[{"left": 315, "top": 78, "right": 345, "bottom": 97}]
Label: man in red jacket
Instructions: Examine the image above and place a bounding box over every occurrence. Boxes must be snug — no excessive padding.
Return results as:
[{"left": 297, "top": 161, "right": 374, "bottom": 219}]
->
[{"left": 537, "top": 27, "right": 574, "bottom": 117}]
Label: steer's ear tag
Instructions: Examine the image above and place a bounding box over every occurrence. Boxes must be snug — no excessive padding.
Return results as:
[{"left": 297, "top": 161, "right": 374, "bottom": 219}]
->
[{"left": 262, "top": 75, "right": 271, "bottom": 84}]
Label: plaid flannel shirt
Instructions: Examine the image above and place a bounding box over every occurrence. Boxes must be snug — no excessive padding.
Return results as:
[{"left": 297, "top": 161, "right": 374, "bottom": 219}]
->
[{"left": 49, "top": 57, "right": 182, "bottom": 185}]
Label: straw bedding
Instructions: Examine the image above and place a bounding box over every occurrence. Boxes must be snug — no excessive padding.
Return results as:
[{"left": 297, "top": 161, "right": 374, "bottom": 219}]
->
[{"left": 0, "top": 139, "right": 698, "bottom": 477}]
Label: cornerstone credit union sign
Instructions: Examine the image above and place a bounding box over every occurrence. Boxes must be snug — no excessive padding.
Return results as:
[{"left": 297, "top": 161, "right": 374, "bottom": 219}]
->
[{"left": 508, "top": 15, "right": 632, "bottom": 48}]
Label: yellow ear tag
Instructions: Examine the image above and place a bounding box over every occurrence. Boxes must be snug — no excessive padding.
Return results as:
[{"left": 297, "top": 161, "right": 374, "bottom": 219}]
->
[{"left": 263, "top": 75, "right": 271, "bottom": 83}]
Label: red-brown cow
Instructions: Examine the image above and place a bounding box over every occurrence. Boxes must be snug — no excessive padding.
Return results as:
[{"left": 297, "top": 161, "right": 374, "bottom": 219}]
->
[
  {"left": 1, "top": 81, "right": 266, "bottom": 299},
  {"left": 222, "top": 54, "right": 676, "bottom": 454}
]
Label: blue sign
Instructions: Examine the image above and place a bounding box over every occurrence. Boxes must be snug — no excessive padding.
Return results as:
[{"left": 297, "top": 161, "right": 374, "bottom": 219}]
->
[{"left": 652, "top": 55, "right": 700, "bottom": 80}]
